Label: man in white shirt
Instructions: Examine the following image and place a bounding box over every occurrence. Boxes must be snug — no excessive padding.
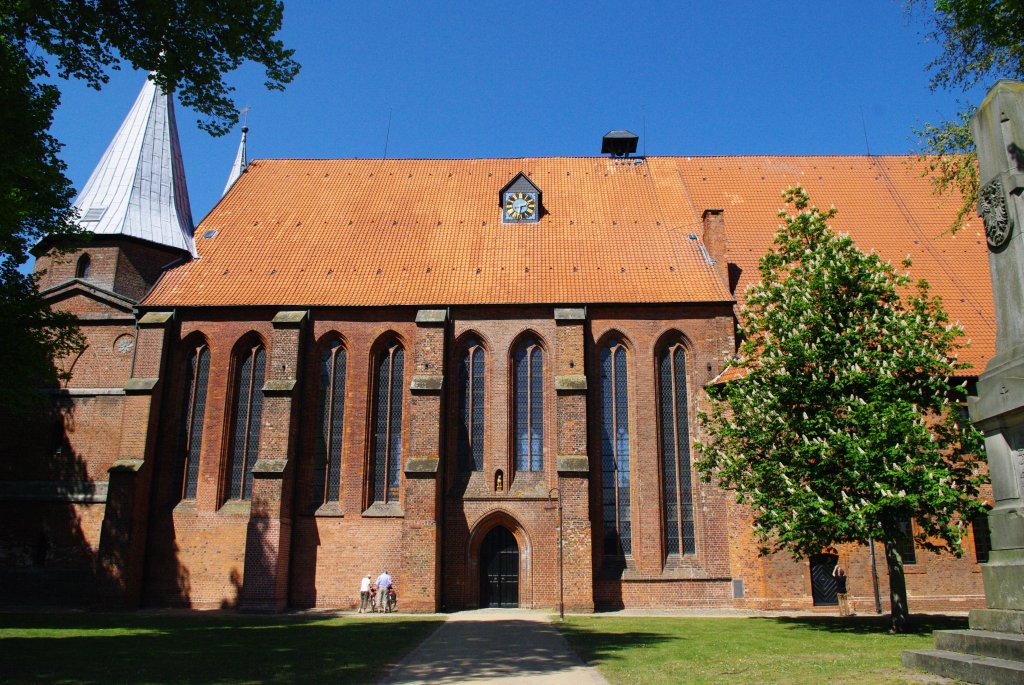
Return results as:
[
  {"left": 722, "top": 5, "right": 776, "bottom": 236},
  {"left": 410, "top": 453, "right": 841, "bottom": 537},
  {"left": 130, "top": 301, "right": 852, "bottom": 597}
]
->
[
  {"left": 358, "top": 574, "right": 372, "bottom": 613},
  {"left": 375, "top": 570, "right": 392, "bottom": 612}
]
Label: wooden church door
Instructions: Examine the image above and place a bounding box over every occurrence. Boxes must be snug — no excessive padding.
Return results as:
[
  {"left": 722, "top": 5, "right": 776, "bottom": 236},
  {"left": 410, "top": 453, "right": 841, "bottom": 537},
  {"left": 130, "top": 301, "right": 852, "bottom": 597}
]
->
[{"left": 480, "top": 526, "right": 519, "bottom": 608}]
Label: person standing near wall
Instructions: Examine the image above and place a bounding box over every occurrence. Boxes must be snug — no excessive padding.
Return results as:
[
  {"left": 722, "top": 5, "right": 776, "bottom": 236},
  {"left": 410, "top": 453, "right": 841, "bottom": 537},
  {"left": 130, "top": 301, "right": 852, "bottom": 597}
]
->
[
  {"left": 376, "top": 570, "right": 393, "bottom": 613},
  {"left": 358, "top": 573, "right": 372, "bottom": 613},
  {"left": 834, "top": 564, "right": 852, "bottom": 616}
]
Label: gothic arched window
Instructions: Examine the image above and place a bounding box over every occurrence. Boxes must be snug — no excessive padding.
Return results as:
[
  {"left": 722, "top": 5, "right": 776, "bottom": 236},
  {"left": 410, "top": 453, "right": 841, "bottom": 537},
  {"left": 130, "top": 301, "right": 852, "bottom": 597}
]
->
[
  {"left": 177, "top": 343, "right": 209, "bottom": 500},
  {"left": 457, "top": 339, "right": 485, "bottom": 471},
  {"left": 371, "top": 340, "right": 404, "bottom": 504},
  {"left": 227, "top": 342, "right": 265, "bottom": 501},
  {"left": 76, "top": 254, "right": 91, "bottom": 279},
  {"left": 312, "top": 339, "right": 346, "bottom": 505},
  {"left": 601, "top": 337, "right": 631, "bottom": 556},
  {"left": 659, "top": 337, "right": 695, "bottom": 555},
  {"left": 512, "top": 335, "right": 543, "bottom": 472}
]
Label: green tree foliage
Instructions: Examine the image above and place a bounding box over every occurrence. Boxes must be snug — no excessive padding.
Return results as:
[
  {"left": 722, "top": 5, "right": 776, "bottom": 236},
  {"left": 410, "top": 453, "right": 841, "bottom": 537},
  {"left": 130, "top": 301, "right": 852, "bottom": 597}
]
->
[
  {"left": 696, "top": 188, "right": 987, "bottom": 632},
  {"left": 0, "top": 1, "right": 298, "bottom": 412},
  {"left": 913, "top": 0, "right": 1024, "bottom": 230}
]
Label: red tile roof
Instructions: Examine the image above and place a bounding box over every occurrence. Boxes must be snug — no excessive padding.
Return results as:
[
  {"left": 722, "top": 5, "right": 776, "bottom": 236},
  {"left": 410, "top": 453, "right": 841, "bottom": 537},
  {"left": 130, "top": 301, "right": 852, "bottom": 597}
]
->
[
  {"left": 143, "top": 155, "right": 995, "bottom": 371},
  {"left": 670, "top": 156, "right": 994, "bottom": 371}
]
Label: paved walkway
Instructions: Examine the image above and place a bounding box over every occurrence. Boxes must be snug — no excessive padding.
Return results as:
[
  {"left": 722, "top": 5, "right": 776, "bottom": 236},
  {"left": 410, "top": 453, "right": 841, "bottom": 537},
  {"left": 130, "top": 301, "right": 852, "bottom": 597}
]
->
[{"left": 380, "top": 609, "right": 609, "bottom": 685}]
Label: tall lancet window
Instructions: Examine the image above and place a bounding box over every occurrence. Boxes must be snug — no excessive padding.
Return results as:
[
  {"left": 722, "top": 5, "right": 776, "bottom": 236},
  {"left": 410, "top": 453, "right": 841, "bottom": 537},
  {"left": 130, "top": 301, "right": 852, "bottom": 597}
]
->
[
  {"left": 601, "top": 337, "right": 632, "bottom": 556},
  {"left": 177, "top": 343, "right": 210, "bottom": 500},
  {"left": 457, "top": 338, "right": 485, "bottom": 471},
  {"left": 227, "top": 342, "right": 265, "bottom": 501},
  {"left": 372, "top": 340, "right": 404, "bottom": 504},
  {"left": 312, "top": 339, "right": 346, "bottom": 506},
  {"left": 659, "top": 337, "right": 696, "bottom": 555},
  {"left": 512, "top": 335, "right": 543, "bottom": 472}
]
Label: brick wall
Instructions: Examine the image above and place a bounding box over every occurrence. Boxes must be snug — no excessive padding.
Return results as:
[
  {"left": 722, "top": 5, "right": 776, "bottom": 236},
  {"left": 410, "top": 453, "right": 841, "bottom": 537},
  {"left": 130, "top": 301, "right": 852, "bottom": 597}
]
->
[{"left": 2, "top": 291, "right": 994, "bottom": 612}]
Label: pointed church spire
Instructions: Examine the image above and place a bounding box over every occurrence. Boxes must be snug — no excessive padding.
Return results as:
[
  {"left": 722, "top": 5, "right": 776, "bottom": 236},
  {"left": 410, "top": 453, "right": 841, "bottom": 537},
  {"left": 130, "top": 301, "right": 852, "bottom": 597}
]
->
[
  {"left": 73, "top": 77, "right": 195, "bottom": 255},
  {"left": 223, "top": 125, "right": 248, "bottom": 196}
]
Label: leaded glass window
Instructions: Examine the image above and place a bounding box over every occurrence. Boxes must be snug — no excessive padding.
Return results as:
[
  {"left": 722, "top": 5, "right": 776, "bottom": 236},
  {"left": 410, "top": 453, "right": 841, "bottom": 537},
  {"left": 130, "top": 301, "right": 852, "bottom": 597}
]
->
[
  {"left": 513, "top": 336, "right": 543, "bottom": 472},
  {"left": 177, "top": 344, "right": 209, "bottom": 500},
  {"left": 372, "top": 342, "right": 404, "bottom": 503},
  {"left": 457, "top": 341, "right": 485, "bottom": 471},
  {"left": 659, "top": 339, "right": 696, "bottom": 556},
  {"left": 227, "top": 343, "right": 265, "bottom": 500},
  {"left": 312, "top": 339, "right": 346, "bottom": 505},
  {"left": 893, "top": 514, "right": 917, "bottom": 565},
  {"left": 601, "top": 338, "right": 631, "bottom": 556}
]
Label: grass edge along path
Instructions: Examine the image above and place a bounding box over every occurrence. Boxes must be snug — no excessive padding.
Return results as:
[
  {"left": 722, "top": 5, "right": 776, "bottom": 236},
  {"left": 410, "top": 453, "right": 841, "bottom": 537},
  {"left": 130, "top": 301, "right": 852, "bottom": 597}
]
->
[
  {"left": 558, "top": 614, "right": 967, "bottom": 685},
  {"left": 0, "top": 611, "right": 444, "bottom": 685}
]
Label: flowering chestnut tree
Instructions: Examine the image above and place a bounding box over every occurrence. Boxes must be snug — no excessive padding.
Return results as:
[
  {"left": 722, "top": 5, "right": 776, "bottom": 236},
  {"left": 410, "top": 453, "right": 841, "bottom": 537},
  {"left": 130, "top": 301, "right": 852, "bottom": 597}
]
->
[{"left": 695, "top": 187, "right": 987, "bottom": 633}]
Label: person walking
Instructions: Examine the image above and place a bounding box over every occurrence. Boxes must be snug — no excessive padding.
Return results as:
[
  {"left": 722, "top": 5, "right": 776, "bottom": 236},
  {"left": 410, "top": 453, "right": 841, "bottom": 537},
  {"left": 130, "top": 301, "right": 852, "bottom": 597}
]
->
[
  {"left": 833, "top": 564, "right": 852, "bottom": 616},
  {"left": 375, "top": 569, "right": 393, "bottom": 613},
  {"left": 358, "top": 573, "right": 372, "bottom": 613}
]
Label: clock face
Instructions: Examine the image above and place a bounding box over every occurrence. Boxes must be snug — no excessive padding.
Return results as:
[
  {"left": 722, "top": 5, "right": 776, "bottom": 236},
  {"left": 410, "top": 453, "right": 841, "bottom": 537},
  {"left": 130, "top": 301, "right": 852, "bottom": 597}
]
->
[{"left": 504, "top": 191, "right": 537, "bottom": 221}]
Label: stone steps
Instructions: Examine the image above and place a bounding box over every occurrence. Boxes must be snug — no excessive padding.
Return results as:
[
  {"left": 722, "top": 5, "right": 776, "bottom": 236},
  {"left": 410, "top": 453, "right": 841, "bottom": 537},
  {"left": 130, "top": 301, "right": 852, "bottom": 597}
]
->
[
  {"left": 903, "top": 630, "right": 1024, "bottom": 685},
  {"left": 934, "top": 629, "right": 1024, "bottom": 662},
  {"left": 902, "top": 648, "right": 1024, "bottom": 685}
]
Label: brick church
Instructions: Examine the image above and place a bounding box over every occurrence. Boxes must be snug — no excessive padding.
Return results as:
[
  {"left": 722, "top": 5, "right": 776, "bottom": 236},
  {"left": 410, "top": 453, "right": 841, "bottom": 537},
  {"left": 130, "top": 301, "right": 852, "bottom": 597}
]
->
[{"left": 1, "top": 78, "right": 997, "bottom": 612}]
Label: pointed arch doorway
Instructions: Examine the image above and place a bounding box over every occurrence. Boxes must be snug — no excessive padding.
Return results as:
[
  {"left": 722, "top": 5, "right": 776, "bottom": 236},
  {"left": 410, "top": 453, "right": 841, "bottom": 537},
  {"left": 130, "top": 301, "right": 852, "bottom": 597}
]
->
[{"left": 480, "top": 525, "right": 519, "bottom": 608}]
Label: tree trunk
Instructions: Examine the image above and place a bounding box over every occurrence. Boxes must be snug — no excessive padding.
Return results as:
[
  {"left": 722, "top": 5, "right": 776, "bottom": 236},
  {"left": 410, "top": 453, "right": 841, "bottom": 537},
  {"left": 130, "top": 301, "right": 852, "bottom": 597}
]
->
[{"left": 884, "top": 542, "right": 912, "bottom": 633}]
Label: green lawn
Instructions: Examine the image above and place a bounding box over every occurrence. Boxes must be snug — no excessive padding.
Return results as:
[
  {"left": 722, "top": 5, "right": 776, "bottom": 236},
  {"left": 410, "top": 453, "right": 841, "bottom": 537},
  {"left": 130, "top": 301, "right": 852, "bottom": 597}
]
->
[
  {"left": 0, "top": 612, "right": 442, "bottom": 684},
  {"left": 559, "top": 614, "right": 966, "bottom": 685}
]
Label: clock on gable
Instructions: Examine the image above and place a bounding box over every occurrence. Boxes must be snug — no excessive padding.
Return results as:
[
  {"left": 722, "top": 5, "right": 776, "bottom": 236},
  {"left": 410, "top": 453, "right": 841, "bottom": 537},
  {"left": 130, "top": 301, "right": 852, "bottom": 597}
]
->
[{"left": 499, "top": 172, "right": 542, "bottom": 223}]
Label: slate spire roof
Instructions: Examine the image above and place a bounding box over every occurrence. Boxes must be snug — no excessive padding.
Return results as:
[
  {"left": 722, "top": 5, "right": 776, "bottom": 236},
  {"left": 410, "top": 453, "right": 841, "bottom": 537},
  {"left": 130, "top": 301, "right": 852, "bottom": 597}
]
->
[
  {"left": 223, "top": 125, "right": 248, "bottom": 196},
  {"left": 73, "top": 77, "right": 195, "bottom": 255}
]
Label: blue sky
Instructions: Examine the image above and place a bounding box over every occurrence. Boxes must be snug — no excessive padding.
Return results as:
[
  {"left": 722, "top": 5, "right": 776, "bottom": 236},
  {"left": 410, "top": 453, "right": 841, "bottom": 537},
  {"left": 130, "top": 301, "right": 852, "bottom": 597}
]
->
[{"left": 50, "top": 1, "right": 984, "bottom": 228}]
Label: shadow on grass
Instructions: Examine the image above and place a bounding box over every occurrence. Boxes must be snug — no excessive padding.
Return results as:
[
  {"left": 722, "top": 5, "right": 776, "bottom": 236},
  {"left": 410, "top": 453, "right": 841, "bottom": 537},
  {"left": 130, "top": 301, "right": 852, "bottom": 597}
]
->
[
  {"left": 558, "top": 620, "right": 674, "bottom": 669},
  {"left": 0, "top": 612, "right": 442, "bottom": 685},
  {"left": 756, "top": 613, "right": 969, "bottom": 637}
]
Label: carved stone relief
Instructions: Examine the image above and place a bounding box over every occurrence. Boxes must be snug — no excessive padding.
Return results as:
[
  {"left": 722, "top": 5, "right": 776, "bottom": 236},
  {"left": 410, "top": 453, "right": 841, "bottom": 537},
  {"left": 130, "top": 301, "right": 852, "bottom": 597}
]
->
[{"left": 980, "top": 177, "right": 1013, "bottom": 250}]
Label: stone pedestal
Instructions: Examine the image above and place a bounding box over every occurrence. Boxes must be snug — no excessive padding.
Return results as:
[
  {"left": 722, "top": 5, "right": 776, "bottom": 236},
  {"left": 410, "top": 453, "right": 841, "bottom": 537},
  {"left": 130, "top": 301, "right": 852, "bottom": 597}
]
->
[{"left": 904, "top": 80, "right": 1024, "bottom": 685}]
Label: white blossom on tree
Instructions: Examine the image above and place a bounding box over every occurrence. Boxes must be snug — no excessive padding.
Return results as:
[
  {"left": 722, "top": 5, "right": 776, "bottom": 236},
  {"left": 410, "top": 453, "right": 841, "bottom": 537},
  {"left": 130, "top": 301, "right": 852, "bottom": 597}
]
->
[{"left": 695, "top": 187, "right": 987, "bottom": 632}]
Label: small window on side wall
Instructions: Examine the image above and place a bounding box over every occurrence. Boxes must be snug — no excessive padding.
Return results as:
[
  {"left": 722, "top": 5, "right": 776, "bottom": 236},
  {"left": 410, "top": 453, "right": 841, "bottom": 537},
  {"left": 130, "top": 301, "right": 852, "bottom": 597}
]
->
[{"left": 76, "top": 254, "right": 91, "bottom": 279}]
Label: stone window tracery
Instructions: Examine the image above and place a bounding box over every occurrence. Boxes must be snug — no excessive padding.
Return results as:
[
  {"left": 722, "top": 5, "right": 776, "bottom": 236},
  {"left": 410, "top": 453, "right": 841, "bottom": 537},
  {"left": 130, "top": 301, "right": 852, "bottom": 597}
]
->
[
  {"left": 659, "top": 336, "right": 696, "bottom": 556},
  {"left": 512, "top": 335, "right": 543, "bottom": 472},
  {"left": 457, "top": 339, "right": 485, "bottom": 472},
  {"left": 601, "top": 337, "right": 632, "bottom": 557},
  {"left": 372, "top": 340, "right": 404, "bottom": 504},
  {"left": 177, "top": 343, "right": 209, "bottom": 500},
  {"left": 312, "top": 339, "right": 346, "bottom": 505},
  {"left": 227, "top": 342, "right": 265, "bottom": 501}
]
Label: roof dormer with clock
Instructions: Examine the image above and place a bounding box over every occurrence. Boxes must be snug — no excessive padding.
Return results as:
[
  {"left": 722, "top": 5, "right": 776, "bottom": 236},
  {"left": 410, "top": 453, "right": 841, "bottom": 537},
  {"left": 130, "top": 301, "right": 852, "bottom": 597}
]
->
[{"left": 500, "top": 172, "right": 542, "bottom": 223}]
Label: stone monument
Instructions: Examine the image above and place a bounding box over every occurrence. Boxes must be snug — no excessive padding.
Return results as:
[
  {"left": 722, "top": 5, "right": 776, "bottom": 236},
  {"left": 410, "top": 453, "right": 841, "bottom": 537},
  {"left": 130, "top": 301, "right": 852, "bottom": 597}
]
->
[{"left": 904, "top": 80, "right": 1024, "bottom": 684}]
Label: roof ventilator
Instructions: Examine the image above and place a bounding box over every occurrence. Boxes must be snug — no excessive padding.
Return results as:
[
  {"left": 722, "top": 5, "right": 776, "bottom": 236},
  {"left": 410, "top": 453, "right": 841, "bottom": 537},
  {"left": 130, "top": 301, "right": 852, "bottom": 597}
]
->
[
  {"left": 81, "top": 207, "right": 106, "bottom": 222},
  {"left": 602, "top": 130, "right": 643, "bottom": 166}
]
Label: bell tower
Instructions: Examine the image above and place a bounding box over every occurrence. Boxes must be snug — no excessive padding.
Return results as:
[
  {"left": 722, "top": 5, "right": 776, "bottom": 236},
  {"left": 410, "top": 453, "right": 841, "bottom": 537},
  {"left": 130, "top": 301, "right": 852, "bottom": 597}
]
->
[{"left": 34, "top": 76, "right": 195, "bottom": 304}]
